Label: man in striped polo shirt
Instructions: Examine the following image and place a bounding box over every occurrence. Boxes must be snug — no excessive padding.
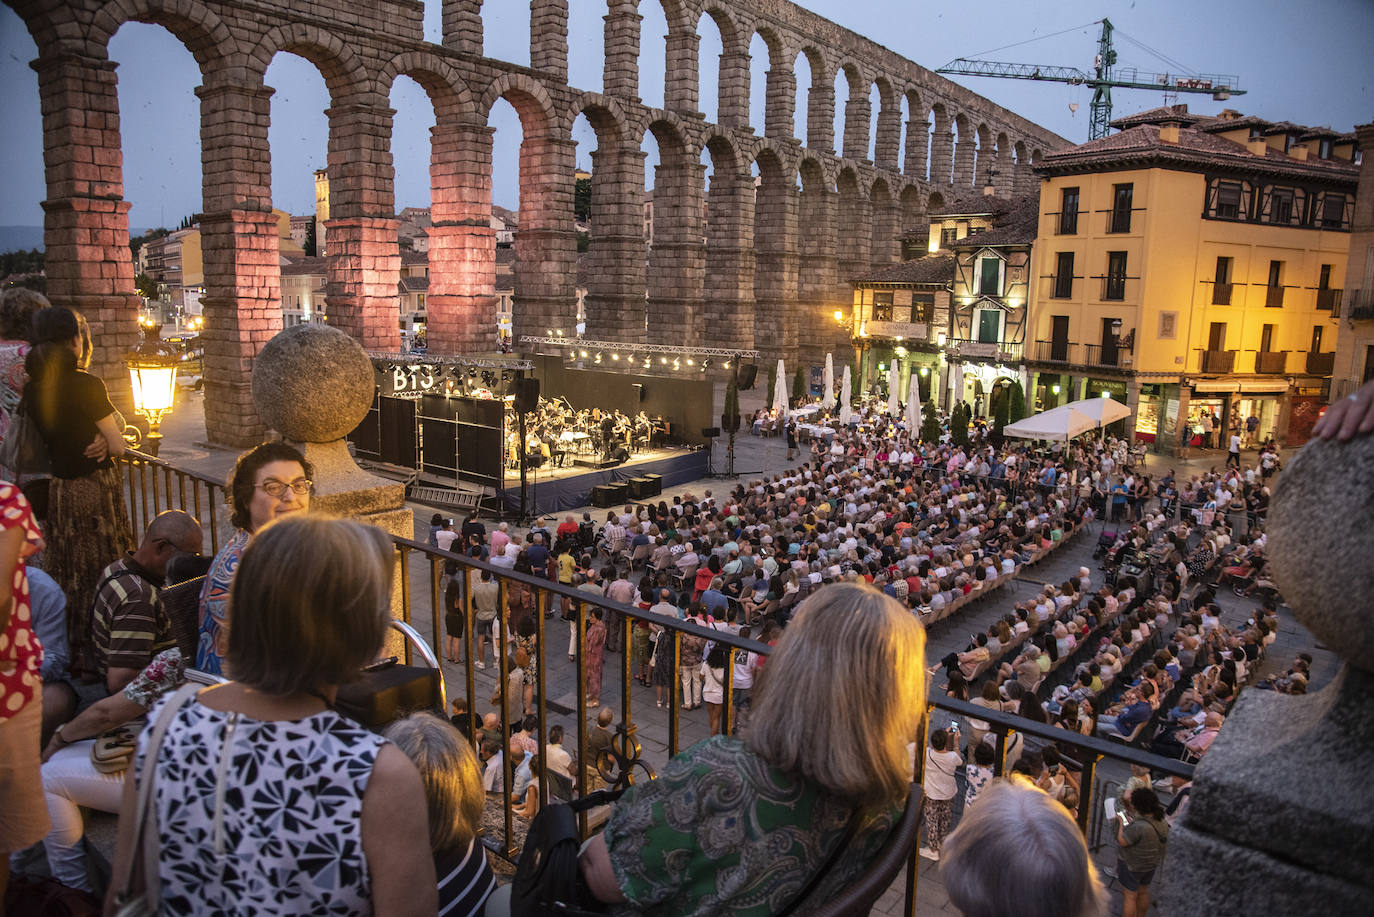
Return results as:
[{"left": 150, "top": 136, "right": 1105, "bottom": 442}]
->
[{"left": 90, "top": 510, "right": 202, "bottom": 694}]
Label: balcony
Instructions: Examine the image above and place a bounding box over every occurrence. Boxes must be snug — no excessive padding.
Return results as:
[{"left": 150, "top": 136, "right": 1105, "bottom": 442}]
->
[
  {"left": 1032, "top": 339, "right": 1076, "bottom": 363},
  {"left": 1316, "top": 288, "right": 1342, "bottom": 315},
  {"left": 1350, "top": 289, "right": 1374, "bottom": 322},
  {"left": 1211, "top": 283, "right": 1233, "bottom": 305},
  {"left": 1306, "top": 351, "right": 1335, "bottom": 375},
  {"left": 1265, "top": 285, "right": 1285, "bottom": 308},
  {"left": 116, "top": 448, "right": 1195, "bottom": 915},
  {"left": 1202, "top": 350, "right": 1236, "bottom": 373},
  {"left": 1254, "top": 351, "right": 1287, "bottom": 374},
  {"left": 947, "top": 338, "right": 1023, "bottom": 362},
  {"left": 1102, "top": 277, "right": 1127, "bottom": 301},
  {"left": 1083, "top": 343, "right": 1131, "bottom": 369}
]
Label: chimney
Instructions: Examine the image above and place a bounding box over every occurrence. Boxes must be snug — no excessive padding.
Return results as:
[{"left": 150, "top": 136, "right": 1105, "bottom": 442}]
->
[
  {"left": 1247, "top": 138, "right": 1269, "bottom": 156},
  {"left": 1159, "top": 122, "right": 1180, "bottom": 144},
  {"left": 1289, "top": 143, "right": 1309, "bottom": 161}
]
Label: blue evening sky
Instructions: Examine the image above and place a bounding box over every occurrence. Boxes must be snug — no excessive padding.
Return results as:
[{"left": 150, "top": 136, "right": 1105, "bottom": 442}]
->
[{"left": 0, "top": 0, "right": 1369, "bottom": 233}]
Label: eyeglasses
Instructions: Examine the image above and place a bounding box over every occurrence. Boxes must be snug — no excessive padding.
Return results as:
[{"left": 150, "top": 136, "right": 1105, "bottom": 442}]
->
[{"left": 256, "top": 479, "right": 313, "bottom": 498}]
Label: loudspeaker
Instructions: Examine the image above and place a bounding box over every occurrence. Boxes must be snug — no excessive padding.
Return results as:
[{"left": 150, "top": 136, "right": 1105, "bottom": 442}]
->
[
  {"left": 514, "top": 377, "right": 540, "bottom": 413},
  {"left": 612, "top": 446, "right": 630, "bottom": 464},
  {"left": 632, "top": 382, "right": 645, "bottom": 402},
  {"left": 591, "top": 484, "right": 617, "bottom": 508},
  {"left": 702, "top": 427, "right": 721, "bottom": 438},
  {"left": 737, "top": 363, "right": 758, "bottom": 390}
]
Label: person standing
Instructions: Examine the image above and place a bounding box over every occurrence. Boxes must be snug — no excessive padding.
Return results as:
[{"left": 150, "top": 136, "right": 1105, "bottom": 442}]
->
[
  {"left": 0, "top": 482, "right": 47, "bottom": 902},
  {"left": 585, "top": 607, "right": 606, "bottom": 708},
  {"left": 1115, "top": 787, "right": 1170, "bottom": 917},
  {"left": 25, "top": 306, "right": 133, "bottom": 682},
  {"left": 1199, "top": 410, "right": 1214, "bottom": 450},
  {"left": 678, "top": 604, "right": 708, "bottom": 710},
  {"left": 1226, "top": 430, "right": 1241, "bottom": 470},
  {"left": 919, "top": 727, "right": 963, "bottom": 861},
  {"left": 785, "top": 422, "right": 797, "bottom": 461}
]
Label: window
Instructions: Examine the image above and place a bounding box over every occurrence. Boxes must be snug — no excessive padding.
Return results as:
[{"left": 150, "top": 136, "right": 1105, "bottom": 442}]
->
[
  {"left": 1319, "top": 264, "right": 1332, "bottom": 289},
  {"left": 1053, "top": 252, "right": 1074, "bottom": 298},
  {"left": 1268, "top": 260, "right": 1283, "bottom": 287},
  {"left": 872, "top": 291, "right": 894, "bottom": 322},
  {"left": 1319, "top": 138, "right": 1333, "bottom": 160},
  {"left": 1311, "top": 325, "right": 1323, "bottom": 354},
  {"left": 1208, "top": 322, "right": 1227, "bottom": 352},
  {"left": 1270, "top": 188, "right": 1294, "bottom": 224},
  {"left": 1105, "top": 252, "right": 1127, "bottom": 300},
  {"left": 912, "top": 294, "right": 935, "bottom": 324},
  {"left": 978, "top": 257, "right": 1002, "bottom": 296},
  {"left": 1322, "top": 194, "right": 1347, "bottom": 229},
  {"left": 968, "top": 226, "right": 986, "bottom": 236},
  {"left": 1059, "top": 187, "right": 1079, "bottom": 234},
  {"left": 940, "top": 226, "right": 957, "bottom": 247},
  {"left": 1216, "top": 181, "right": 1242, "bottom": 219},
  {"left": 1260, "top": 324, "right": 1275, "bottom": 352},
  {"left": 1110, "top": 183, "right": 1134, "bottom": 233}
]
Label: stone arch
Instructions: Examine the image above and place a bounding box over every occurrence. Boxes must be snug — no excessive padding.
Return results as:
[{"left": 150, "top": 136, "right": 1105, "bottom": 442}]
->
[
  {"left": 752, "top": 145, "right": 799, "bottom": 361},
  {"left": 640, "top": 0, "right": 700, "bottom": 113},
  {"left": 975, "top": 122, "right": 993, "bottom": 188},
  {"left": 246, "top": 22, "right": 370, "bottom": 99},
  {"left": 870, "top": 176, "right": 900, "bottom": 266},
  {"left": 872, "top": 76, "right": 901, "bottom": 169},
  {"left": 993, "top": 130, "right": 1013, "bottom": 196},
  {"left": 560, "top": 91, "right": 632, "bottom": 142},
  {"left": 796, "top": 45, "right": 832, "bottom": 152},
  {"left": 701, "top": 131, "right": 755, "bottom": 348},
  {"left": 930, "top": 102, "right": 952, "bottom": 185},
  {"left": 479, "top": 71, "right": 558, "bottom": 129},
  {"left": 1012, "top": 139, "right": 1032, "bottom": 194},
  {"left": 89, "top": 0, "right": 234, "bottom": 69},
  {"left": 952, "top": 112, "right": 976, "bottom": 186},
  {"left": 927, "top": 189, "right": 946, "bottom": 212},
  {"left": 836, "top": 61, "right": 870, "bottom": 160},
  {"left": 903, "top": 87, "right": 928, "bottom": 179},
  {"left": 836, "top": 166, "right": 870, "bottom": 282},
  {"left": 644, "top": 114, "right": 705, "bottom": 345},
  {"left": 699, "top": 4, "right": 749, "bottom": 127},
  {"left": 378, "top": 50, "right": 476, "bottom": 121},
  {"left": 751, "top": 24, "right": 793, "bottom": 139},
  {"left": 797, "top": 155, "right": 838, "bottom": 366}
]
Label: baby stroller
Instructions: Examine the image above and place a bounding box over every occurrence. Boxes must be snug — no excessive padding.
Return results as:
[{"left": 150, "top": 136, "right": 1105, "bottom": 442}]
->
[{"left": 1093, "top": 529, "right": 1120, "bottom": 560}]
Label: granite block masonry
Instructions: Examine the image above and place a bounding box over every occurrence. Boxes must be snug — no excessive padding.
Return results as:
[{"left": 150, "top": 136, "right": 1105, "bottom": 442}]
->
[
  {"left": 1156, "top": 429, "right": 1374, "bottom": 914},
  {"left": 13, "top": 0, "right": 1064, "bottom": 446}
]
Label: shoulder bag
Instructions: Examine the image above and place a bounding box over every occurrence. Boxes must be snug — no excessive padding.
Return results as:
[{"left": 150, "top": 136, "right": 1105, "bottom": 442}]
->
[
  {"left": 0, "top": 393, "right": 50, "bottom": 476},
  {"left": 111, "top": 682, "right": 202, "bottom": 917}
]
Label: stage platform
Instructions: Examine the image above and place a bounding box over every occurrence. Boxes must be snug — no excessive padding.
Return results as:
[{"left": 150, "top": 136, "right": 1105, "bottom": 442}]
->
[{"left": 499, "top": 446, "right": 708, "bottom": 516}]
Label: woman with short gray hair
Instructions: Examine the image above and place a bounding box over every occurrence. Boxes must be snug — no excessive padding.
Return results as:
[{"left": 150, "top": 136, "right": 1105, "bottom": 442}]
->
[{"left": 941, "top": 779, "right": 1106, "bottom": 917}]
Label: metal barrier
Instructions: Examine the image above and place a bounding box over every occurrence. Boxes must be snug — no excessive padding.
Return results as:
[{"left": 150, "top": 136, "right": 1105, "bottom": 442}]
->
[
  {"left": 120, "top": 449, "right": 232, "bottom": 555},
  {"left": 122, "top": 452, "right": 1197, "bottom": 916}
]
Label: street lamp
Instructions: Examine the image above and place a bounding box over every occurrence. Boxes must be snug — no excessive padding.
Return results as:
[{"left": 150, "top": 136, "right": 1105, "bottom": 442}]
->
[{"left": 126, "top": 319, "right": 179, "bottom": 456}]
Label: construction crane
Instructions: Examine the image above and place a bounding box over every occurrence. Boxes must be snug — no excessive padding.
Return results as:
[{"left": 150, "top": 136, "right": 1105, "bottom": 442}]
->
[{"left": 937, "top": 19, "right": 1245, "bottom": 140}]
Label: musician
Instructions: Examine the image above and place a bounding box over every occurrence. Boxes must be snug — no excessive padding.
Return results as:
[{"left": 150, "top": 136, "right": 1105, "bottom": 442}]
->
[
  {"left": 600, "top": 413, "right": 617, "bottom": 459},
  {"left": 634, "top": 412, "right": 652, "bottom": 453}
]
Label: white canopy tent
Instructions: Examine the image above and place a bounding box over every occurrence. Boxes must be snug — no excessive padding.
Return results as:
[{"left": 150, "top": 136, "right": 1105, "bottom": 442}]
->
[
  {"left": 1002, "top": 404, "right": 1097, "bottom": 441},
  {"left": 839, "top": 365, "right": 852, "bottom": 425},
  {"left": 905, "top": 373, "right": 922, "bottom": 432},
  {"left": 821, "top": 353, "right": 835, "bottom": 411},
  {"left": 1065, "top": 395, "right": 1131, "bottom": 430},
  {"left": 886, "top": 363, "right": 900, "bottom": 416},
  {"left": 772, "top": 358, "right": 789, "bottom": 421}
]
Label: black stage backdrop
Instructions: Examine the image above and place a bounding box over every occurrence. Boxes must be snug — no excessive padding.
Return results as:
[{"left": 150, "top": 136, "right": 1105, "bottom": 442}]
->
[{"left": 529, "top": 355, "right": 714, "bottom": 446}]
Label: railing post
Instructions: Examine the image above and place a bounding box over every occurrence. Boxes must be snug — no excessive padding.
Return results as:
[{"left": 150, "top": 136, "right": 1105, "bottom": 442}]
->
[{"left": 1076, "top": 752, "right": 1101, "bottom": 834}]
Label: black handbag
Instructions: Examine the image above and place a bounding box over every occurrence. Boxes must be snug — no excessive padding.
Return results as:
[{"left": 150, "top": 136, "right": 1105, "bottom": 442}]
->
[
  {"left": 511, "top": 789, "right": 622, "bottom": 917},
  {"left": 334, "top": 658, "right": 442, "bottom": 731},
  {"left": 0, "top": 395, "right": 50, "bottom": 475}
]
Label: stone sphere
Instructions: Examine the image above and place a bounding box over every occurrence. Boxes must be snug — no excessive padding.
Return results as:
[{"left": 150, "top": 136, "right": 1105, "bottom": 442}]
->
[
  {"left": 1267, "top": 431, "right": 1374, "bottom": 673},
  {"left": 252, "top": 324, "right": 374, "bottom": 443}
]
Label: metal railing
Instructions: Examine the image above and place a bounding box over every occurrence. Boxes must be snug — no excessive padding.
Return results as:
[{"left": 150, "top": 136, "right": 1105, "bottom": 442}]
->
[
  {"left": 1265, "top": 285, "right": 1285, "bottom": 308},
  {"left": 120, "top": 449, "right": 232, "bottom": 555},
  {"left": 1211, "top": 283, "right": 1233, "bottom": 305},
  {"left": 1083, "top": 343, "right": 1125, "bottom": 368},
  {"left": 1306, "top": 351, "right": 1335, "bottom": 375},
  {"left": 1032, "top": 339, "right": 1075, "bottom": 363},
  {"left": 1316, "top": 288, "right": 1342, "bottom": 314},
  {"left": 121, "top": 452, "right": 1199, "bottom": 915},
  {"left": 1254, "top": 351, "right": 1287, "bottom": 374},
  {"left": 1348, "top": 289, "right": 1374, "bottom": 321},
  {"left": 1202, "top": 349, "right": 1236, "bottom": 373}
]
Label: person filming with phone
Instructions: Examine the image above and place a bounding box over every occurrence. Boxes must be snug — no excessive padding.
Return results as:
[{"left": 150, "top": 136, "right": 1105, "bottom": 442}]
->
[{"left": 1115, "top": 787, "right": 1169, "bottom": 917}]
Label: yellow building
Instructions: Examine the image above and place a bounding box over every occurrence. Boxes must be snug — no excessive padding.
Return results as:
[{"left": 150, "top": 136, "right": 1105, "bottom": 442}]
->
[
  {"left": 1333, "top": 122, "right": 1374, "bottom": 400},
  {"left": 314, "top": 168, "right": 331, "bottom": 256},
  {"left": 1027, "top": 106, "right": 1359, "bottom": 452}
]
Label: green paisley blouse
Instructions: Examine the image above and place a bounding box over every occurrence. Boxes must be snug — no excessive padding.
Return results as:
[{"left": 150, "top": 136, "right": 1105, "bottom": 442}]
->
[{"left": 604, "top": 736, "right": 899, "bottom": 916}]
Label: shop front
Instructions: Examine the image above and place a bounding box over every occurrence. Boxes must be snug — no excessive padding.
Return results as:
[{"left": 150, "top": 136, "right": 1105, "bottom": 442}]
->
[
  {"left": 1231, "top": 382, "right": 1287, "bottom": 447},
  {"left": 1032, "top": 371, "right": 1072, "bottom": 412},
  {"left": 1134, "top": 383, "right": 1182, "bottom": 453},
  {"left": 1187, "top": 382, "right": 1236, "bottom": 449},
  {"left": 954, "top": 360, "right": 1021, "bottom": 418},
  {"left": 1085, "top": 377, "right": 1129, "bottom": 437}
]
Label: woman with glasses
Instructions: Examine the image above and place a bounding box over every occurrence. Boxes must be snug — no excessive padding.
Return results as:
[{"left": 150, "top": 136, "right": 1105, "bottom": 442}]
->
[{"left": 195, "top": 442, "right": 313, "bottom": 675}]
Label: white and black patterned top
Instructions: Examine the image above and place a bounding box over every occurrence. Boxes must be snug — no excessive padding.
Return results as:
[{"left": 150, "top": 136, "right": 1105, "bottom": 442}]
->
[{"left": 136, "top": 696, "right": 385, "bottom": 915}]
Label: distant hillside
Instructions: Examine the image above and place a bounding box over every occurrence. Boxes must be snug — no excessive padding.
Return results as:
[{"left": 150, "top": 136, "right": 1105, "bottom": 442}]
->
[{"left": 0, "top": 226, "right": 44, "bottom": 254}]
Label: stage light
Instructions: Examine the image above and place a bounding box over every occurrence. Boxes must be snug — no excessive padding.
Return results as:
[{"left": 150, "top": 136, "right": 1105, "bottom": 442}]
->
[
  {"left": 643, "top": 358, "right": 650, "bottom": 368},
  {"left": 595, "top": 352, "right": 603, "bottom": 364},
  {"left": 686, "top": 358, "right": 694, "bottom": 366},
  {"left": 547, "top": 328, "right": 554, "bottom": 336},
  {"left": 579, "top": 350, "right": 588, "bottom": 358},
  {"left": 702, "top": 358, "right": 713, "bottom": 369},
  {"left": 724, "top": 360, "right": 731, "bottom": 369},
  {"left": 468, "top": 368, "right": 477, "bottom": 378},
  {"left": 673, "top": 359, "right": 680, "bottom": 370},
  {"left": 612, "top": 353, "right": 620, "bottom": 360},
  {"left": 660, "top": 357, "right": 667, "bottom": 364}
]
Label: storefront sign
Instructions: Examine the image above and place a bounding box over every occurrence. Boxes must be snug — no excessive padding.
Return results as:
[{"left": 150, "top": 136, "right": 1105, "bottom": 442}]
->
[
  {"left": 1192, "top": 381, "right": 1238, "bottom": 393},
  {"left": 867, "top": 320, "right": 928, "bottom": 341},
  {"left": 1239, "top": 381, "right": 1287, "bottom": 393}
]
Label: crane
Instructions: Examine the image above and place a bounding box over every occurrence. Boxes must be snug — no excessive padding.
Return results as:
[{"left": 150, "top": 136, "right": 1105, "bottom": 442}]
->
[{"left": 937, "top": 19, "right": 1245, "bottom": 140}]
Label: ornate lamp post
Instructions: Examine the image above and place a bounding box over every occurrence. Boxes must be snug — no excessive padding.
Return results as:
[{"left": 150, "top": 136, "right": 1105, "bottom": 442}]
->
[{"left": 125, "top": 318, "right": 179, "bottom": 456}]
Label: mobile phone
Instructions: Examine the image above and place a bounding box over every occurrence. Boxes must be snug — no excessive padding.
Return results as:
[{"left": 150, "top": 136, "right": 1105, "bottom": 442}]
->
[{"left": 362, "top": 655, "right": 399, "bottom": 672}]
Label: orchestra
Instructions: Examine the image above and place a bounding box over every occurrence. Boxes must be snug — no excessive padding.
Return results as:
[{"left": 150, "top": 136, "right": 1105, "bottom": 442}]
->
[{"left": 504, "top": 395, "right": 670, "bottom": 470}]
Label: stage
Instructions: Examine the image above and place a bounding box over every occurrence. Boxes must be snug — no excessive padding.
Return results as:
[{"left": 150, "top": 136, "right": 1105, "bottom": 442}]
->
[{"left": 499, "top": 446, "right": 709, "bottom": 515}]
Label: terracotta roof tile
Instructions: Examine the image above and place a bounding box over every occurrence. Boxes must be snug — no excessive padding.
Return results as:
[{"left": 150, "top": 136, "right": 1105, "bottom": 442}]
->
[{"left": 854, "top": 253, "right": 955, "bottom": 285}]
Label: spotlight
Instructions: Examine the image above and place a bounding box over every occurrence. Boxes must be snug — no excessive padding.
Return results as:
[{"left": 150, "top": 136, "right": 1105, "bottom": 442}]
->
[
  {"left": 660, "top": 357, "right": 667, "bottom": 364},
  {"left": 686, "top": 358, "right": 694, "bottom": 366},
  {"left": 673, "top": 359, "right": 680, "bottom": 370},
  {"left": 702, "top": 358, "right": 713, "bottom": 369},
  {"left": 579, "top": 350, "right": 588, "bottom": 358},
  {"left": 595, "top": 352, "right": 603, "bottom": 364},
  {"left": 547, "top": 329, "right": 554, "bottom": 336},
  {"left": 643, "top": 357, "right": 650, "bottom": 368},
  {"left": 468, "top": 368, "right": 477, "bottom": 379},
  {"left": 724, "top": 360, "right": 731, "bottom": 369},
  {"left": 612, "top": 353, "right": 620, "bottom": 360}
]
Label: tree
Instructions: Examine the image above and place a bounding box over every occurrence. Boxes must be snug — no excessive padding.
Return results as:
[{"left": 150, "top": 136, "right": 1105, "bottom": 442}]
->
[
  {"left": 993, "top": 387, "right": 1011, "bottom": 446},
  {"left": 573, "top": 175, "right": 592, "bottom": 223},
  {"left": 303, "top": 221, "right": 317, "bottom": 257},
  {"left": 1009, "top": 380, "right": 1027, "bottom": 423},
  {"left": 792, "top": 366, "right": 805, "bottom": 402},
  {"left": 129, "top": 228, "right": 169, "bottom": 259},
  {"left": 920, "top": 383, "right": 942, "bottom": 444},
  {"left": 951, "top": 402, "right": 970, "bottom": 447},
  {"left": 134, "top": 273, "right": 158, "bottom": 301}
]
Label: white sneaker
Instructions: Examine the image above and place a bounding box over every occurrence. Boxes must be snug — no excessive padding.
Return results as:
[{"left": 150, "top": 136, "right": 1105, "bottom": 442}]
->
[
  {"left": 918, "top": 846, "right": 940, "bottom": 861},
  {"left": 474, "top": 660, "right": 486, "bottom": 669}
]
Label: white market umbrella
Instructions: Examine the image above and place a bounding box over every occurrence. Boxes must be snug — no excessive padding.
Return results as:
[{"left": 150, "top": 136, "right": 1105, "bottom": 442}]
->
[
  {"left": 906, "top": 373, "right": 922, "bottom": 432},
  {"left": 821, "top": 353, "right": 835, "bottom": 411},
  {"left": 886, "top": 363, "right": 900, "bottom": 417},
  {"left": 1065, "top": 395, "right": 1131, "bottom": 430},
  {"left": 773, "top": 358, "right": 790, "bottom": 421},
  {"left": 1002, "top": 404, "right": 1097, "bottom": 442},
  {"left": 839, "top": 364, "right": 853, "bottom": 425}
]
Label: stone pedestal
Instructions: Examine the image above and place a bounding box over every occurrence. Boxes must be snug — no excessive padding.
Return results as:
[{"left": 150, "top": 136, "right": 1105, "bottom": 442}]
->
[
  {"left": 1156, "top": 431, "right": 1374, "bottom": 914},
  {"left": 252, "top": 324, "right": 415, "bottom": 655}
]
